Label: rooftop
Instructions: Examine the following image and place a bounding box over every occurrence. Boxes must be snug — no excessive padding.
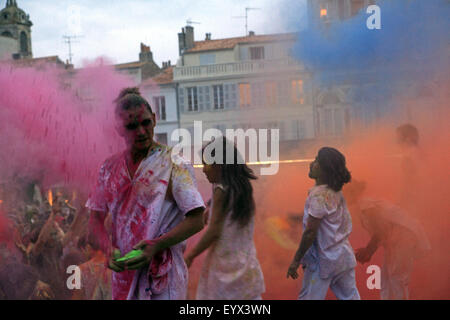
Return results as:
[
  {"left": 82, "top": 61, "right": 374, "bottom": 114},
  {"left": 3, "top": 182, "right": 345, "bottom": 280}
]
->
[
  {"left": 114, "top": 61, "right": 145, "bottom": 70},
  {"left": 142, "top": 66, "right": 173, "bottom": 86},
  {"left": 185, "top": 33, "right": 297, "bottom": 53},
  {"left": 9, "top": 55, "right": 65, "bottom": 67}
]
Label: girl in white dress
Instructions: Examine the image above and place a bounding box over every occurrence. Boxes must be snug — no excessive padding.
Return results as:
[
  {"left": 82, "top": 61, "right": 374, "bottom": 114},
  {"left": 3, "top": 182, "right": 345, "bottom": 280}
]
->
[{"left": 185, "top": 138, "right": 265, "bottom": 300}]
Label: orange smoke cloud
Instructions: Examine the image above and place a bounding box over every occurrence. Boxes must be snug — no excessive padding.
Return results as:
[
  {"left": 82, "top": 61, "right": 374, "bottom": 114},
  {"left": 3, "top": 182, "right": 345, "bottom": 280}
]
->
[{"left": 187, "top": 90, "right": 449, "bottom": 300}]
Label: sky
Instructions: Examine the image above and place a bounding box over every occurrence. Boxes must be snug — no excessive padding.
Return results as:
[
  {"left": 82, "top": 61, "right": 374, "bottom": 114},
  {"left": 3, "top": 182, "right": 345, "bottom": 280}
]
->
[{"left": 12, "top": 0, "right": 308, "bottom": 68}]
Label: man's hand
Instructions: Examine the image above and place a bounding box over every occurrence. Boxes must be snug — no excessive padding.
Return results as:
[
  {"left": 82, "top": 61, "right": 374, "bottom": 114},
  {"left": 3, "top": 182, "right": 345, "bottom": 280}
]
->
[
  {"left": 355, "top": 247, "right": 372, "bottom": 264},
  {"left": 287, "top": 260, "right": 301, "bottom": 280},
  {"left": 123, "top": 240, "right": 160, "bottom": 271},
  {"left": 108, "top": 248, "right": 125, "bottom": 272}
]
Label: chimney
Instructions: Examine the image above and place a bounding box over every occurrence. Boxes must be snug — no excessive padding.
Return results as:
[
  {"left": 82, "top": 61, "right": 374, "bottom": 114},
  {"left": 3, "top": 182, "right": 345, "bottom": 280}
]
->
[
  {"left": 162, "top": 60, "right": 172, "bottom": 69},
  {"left": 178, "top": 28, "right": 186, "bottom": 56},
  {"left": 185, "top": 26, "right": 195, "bottom": 50},
  {"left": 178, "top": 26, "right": 195, "bottom": 56},
  {"left": 139, "top": 43, "right": 153, "bottom": 62},
  {"left": 248, "top": 31, "right": 255, "bottom": 36},
  {"left": 205, "top": 33, "right": 212, "bottom": 41}
]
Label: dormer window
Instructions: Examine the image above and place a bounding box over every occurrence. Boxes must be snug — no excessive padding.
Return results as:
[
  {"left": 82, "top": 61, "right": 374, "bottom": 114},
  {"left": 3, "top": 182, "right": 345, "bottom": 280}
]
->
[{"left": 3, "top": 13, "right": 9, "bottom": 20}]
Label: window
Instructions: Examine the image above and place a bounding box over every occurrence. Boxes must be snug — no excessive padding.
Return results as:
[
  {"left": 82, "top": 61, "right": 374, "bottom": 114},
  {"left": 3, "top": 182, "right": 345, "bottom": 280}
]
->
[
  {"left": 153, "top": 96, "right": 166, "bottom": 121},
  {"left": 199, "top": 54, "right": 216, "bottom": 65},
  {"left": 187, "top": 87, "right": 198, "bottom": 111},
  {"left": 249, "top": 47, "right": 265, "bottom": 60},
  {"left": 277, "top": 81, "right": 289, "bottom": 106},
  {"left": 178, "top": 88, "right": 185, "bottom": 112},
  {"left": 345, "top": 109, "right": 351, "bottom": 131},
  {"left": 20, "top": 32, "right": 28, "bottom": 54},
  {"left": 297, "top": 120, "right": 306, "bottom": 139},
  {"left": 323, "top": 109, "right": 332, "bottom": 136},
  {"left": 213, "top": 85, "right": 224, "bottom": 110},
  {"left": 224, "top": 84, "right": 237, "bottom": 109},
  {"left": 198, "top": 86, "right": 211, "bottom": 111},
  {"left": 265, "top": 82, "right": 277, "bottom": 106},
  {"left": 156, "top": 133, "right": 168, "bottom": 145},
  {"left": 239, "top": 83, "right": 251, "bottom": 107},
  {"left": 334, "top": 109, "right": 343, "bottom": 135},
  {"left": 251, "top": 82, "right": 264, "bottom": 107},
  {"left": 291, "top": 80, "right": 304, "bottom": 104}
]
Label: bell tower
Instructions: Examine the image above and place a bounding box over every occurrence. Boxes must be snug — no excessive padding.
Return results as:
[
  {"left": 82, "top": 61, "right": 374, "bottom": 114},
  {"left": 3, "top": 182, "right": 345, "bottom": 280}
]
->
[{"left": 0, "top": 0, "right": 33, "bottom": 59}]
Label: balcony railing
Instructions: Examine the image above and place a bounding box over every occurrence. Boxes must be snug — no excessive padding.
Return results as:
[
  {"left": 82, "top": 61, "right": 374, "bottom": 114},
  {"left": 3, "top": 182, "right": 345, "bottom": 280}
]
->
[{"left": 174, "top": 58, "right": 304, "bottom": 80}]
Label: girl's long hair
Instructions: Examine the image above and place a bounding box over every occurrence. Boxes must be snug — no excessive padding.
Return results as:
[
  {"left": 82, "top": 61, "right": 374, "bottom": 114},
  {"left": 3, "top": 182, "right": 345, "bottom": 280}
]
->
[
  {"left": 203, "top": 137, "right": 257, "bottom": 228},
  {"left": 317, "top": 147, "right": 351, "bottom": 192}
]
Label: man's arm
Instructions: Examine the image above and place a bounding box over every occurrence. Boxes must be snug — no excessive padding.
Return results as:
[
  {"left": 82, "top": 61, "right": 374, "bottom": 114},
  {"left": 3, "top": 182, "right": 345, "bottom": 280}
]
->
[
  {"left": 124, "top": 206, "right": 204, "bottom": 270},
  {"left": 356, "top": 208, "right": 382, "bottom": 263},
  {"left": 154, "top": 206, "right": 205, "bottom": 251},
  {"left": 287, "top": 215, "right": 321, "bottom": 279}
]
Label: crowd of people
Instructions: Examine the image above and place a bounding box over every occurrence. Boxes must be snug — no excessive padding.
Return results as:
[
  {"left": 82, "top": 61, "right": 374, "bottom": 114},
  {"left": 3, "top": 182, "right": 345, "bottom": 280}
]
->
[{"left": 0, "top": 183, "right": 112, "bottom": 299}]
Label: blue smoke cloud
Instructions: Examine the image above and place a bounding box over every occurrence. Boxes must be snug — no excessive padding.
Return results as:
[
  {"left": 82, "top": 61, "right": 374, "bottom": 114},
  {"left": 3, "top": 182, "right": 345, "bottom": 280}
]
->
[{"left": 290, "top": 0, "right": 450, "bottom": 124}]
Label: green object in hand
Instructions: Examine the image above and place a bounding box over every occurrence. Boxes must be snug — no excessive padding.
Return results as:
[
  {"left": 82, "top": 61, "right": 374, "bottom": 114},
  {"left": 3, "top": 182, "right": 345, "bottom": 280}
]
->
[
  {"left": 113, "top": 249, "right": 121, "bottom": 260},
  {"left": 115, "top": 249, "right": 143, "bottom": 262}
]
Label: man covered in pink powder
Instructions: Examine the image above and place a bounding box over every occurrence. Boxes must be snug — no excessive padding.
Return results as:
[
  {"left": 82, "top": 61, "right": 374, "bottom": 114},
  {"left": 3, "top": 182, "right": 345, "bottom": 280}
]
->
[{"left": 86, "top": 88, "right": 205, "bottom": 300}]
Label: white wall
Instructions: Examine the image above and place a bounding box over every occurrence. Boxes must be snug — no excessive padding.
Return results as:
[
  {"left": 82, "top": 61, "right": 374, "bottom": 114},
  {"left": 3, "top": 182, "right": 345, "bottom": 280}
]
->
[
  {"left": 142, "top": 85, "right": 179, "bottom": 147},
  {"left": 184, "top": 50, "right": 235, "bottom": 66}
]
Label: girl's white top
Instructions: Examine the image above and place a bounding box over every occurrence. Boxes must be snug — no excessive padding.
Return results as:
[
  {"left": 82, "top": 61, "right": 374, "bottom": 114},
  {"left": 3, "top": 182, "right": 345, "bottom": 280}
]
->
[{"left": 196, "top": 183, "right": 265, "bottom": 300}]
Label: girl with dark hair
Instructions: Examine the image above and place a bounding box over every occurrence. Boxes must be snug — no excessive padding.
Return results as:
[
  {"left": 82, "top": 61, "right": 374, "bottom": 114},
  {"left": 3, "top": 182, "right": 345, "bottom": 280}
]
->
[
  {"left": 185, "top": 137, "right": 265, "bottom": 300},
  {"left": 287, "top": 147, "right": 360, "bottom": 300}
]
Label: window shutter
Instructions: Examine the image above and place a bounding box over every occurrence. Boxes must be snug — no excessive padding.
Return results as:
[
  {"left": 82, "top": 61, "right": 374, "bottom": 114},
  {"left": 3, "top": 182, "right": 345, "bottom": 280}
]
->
[{"left": 178, "top": 87, "right": 185, "bottom": 113}]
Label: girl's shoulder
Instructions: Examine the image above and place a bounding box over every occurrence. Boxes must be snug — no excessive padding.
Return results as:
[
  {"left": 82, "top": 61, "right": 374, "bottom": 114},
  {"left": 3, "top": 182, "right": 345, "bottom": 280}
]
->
[{"left": 308, "top": 185, "right": 342, "bottom": 211}]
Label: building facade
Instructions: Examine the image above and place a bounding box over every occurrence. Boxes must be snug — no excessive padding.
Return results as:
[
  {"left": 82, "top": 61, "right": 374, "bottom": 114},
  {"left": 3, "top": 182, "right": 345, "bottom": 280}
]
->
[
  {"left": 141, "top": 63, "right": 180, "bottom": 147},
  {"left": 306, "top": 0, "right": 379, "bottom": 137},
  {"left": 174, "top": 27, "right": 315, "bottom": 149},
  {"left": 307, "top": 0, "right": 377, "bottom": 26}
]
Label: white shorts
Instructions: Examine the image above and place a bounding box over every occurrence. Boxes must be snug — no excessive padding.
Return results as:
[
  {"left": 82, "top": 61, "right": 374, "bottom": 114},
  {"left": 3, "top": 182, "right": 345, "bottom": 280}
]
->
[{"left": 298, "top": 266, "right": 360, "bottom": 300}]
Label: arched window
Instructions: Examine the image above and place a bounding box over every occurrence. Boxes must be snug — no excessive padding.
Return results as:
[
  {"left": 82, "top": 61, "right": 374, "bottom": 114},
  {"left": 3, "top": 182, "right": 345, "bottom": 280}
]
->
[{"left": 20, "top": 31, "right": 28, "bottom": 53}]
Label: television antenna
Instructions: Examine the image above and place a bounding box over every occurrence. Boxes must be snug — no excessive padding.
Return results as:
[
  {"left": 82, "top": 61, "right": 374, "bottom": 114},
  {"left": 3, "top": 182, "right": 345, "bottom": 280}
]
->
[
  {"left": 62, "top": 35, "right": 83, "bottom": 65},
  {"left": 186, "top": 18, "right": 201, "bottom": 26},
  {"left": 232, "top": 7, "right": 260, "bottom": 36}
]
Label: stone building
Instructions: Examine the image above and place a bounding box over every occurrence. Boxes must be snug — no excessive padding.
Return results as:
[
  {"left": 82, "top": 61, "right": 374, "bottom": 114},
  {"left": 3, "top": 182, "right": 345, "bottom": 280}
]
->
[{"left": 0, "top": 0, "right": 32, "bottom": 60}]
